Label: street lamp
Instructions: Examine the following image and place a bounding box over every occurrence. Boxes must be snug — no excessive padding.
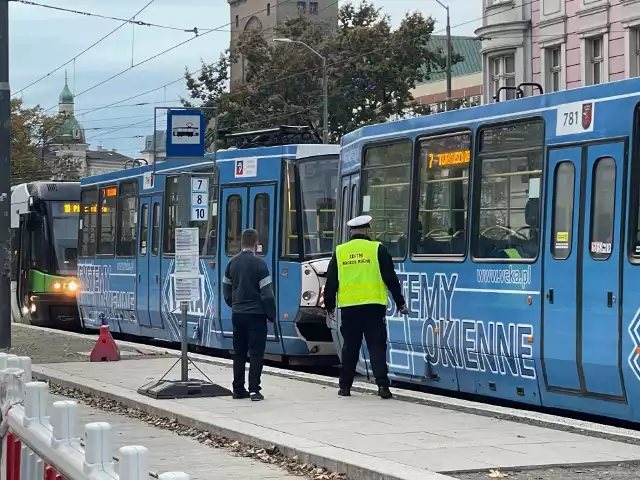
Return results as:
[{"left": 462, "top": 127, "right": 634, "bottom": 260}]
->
[
  {"left": 273, "top": 38, "right": 328, "bottom": 144},
  {"left": 434, "top": 0, "right": 453, "bottom": 112}
]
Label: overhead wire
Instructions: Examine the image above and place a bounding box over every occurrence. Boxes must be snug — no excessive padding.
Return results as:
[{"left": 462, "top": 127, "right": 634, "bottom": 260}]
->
[
  {"left": 40, "top": 0, "right": 295, "bottom": 113},
  {"left": 12, "top": 0, "right": 157, "bottom": 97},
  {"left": 10, "top": 0, "right": 208, "bottom": 34}
]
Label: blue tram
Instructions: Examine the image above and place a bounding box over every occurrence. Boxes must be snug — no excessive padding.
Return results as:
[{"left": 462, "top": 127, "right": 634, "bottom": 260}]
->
[
  {"left": 330, "top": 77, "right": 640, "bottom": 422},
  {"left": 76, "top": 130, "right": 340, "bottom": 364}
]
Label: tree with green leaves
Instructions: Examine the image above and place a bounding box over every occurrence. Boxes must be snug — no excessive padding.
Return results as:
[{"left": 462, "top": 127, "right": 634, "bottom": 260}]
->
[
  {"left": 184, "top": 0, "right": 460, "bottom": 147},
  {"left": 10, "top": 98, "right": 82, "bottom": 184}
]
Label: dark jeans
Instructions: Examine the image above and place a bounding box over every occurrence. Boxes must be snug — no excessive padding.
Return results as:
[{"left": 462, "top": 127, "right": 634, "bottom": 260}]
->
[
  {"left": 232, "top": 313, "right": 268, "bottom": 393},
  {"left": 339, "top": 305, "right": 390, "bottom": 389}
]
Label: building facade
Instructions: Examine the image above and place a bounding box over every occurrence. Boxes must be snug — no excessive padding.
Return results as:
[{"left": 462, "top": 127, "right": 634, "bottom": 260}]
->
[
  {"left": 411, "top": 36, "right": 483, "bottom": 113},
  {"left": 228, "top": 0, "right": 338, "bottom": 86},
  {"left": 476, "top": 0, "right": 640, "bottom": 102}
]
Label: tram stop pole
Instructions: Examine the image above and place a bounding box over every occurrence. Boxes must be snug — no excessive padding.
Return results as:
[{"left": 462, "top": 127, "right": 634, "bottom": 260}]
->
[{"left": 137, "top": 173, "right": 231, "bottom": 399}]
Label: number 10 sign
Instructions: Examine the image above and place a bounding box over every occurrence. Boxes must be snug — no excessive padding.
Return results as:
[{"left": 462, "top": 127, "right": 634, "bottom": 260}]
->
[{"left": 191, "top": 177, "right": 209, "bottom": 221}]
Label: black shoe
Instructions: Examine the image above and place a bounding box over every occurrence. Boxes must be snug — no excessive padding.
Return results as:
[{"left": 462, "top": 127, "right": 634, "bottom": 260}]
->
[
  {"left": 378, "top": 386, "right": 392, "bottom": 399},
  {"left": 338, "top": 388, "right": 351, "bottom": 397},
  {"left": 250, "top": 392, "right": 264, "bottom": 401},
  {"left": 233, "top": 390, "right": 250, "bottom": 399}
]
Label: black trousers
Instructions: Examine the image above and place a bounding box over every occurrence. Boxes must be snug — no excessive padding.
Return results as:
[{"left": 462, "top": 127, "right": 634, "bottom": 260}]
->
[
  {"left": 232, "top": 313, "right": 268, "bottom": 393},
  {"left": 339, "top": 305, "right": 390, "bottom": 389}
]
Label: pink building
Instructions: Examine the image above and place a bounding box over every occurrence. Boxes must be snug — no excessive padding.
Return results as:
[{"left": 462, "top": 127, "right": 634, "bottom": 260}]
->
[{"left": 476, "top": 0, "right": 640, "bottom": 102}]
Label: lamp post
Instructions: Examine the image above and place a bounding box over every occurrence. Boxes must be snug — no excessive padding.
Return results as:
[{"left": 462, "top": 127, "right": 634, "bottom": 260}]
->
[
  {"left": 434, "top": 0, "right": 452, "bottom": 112},
  {"left": 273, "top": 38, "right": 328, "bottom": 144}
]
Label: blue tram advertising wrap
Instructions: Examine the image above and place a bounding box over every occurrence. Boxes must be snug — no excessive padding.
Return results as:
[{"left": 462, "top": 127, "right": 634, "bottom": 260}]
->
[
  {"left": 331, "top": 77, "right": 640, "bottom": 423},
  {"left": 76, "top": 142, "right": 340, "bottom": 364}
]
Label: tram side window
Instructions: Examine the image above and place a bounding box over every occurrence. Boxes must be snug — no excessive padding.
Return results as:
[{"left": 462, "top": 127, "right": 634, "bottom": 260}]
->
[
  {"left": 473, "top": 120, "right": 544, "bottom": 260},
  {"left": 116, "top": 181, "right": 138, "bottom": 257},
  {"left": 97, "top": 186, "right": 117, "bottom": 255},
  {"left": 551, "top": 162, "right": 575, "bottom": 260},
  {"left": 226, "top": 195, "right": 242, "bottom": 256},
  {"left": 361, "top": 141, "right": 412, "bottom": 258},
  {"left": 414, "top": 132, "right": 471, "bottom": 256},
  {"left": 163, "top": 173, "right": 218, "bottom": 255},
  {"left": 589, "top": 157, "right": 616, "bottom": 260},
  {"left": 254, "top": 193, "right": 270, "bottom": 256},
  {"left": 79, "top": 188, "right": 98, "bottom": 257},
  {"left": 139, "top": 204, "right": 148, "bottom": 256}
]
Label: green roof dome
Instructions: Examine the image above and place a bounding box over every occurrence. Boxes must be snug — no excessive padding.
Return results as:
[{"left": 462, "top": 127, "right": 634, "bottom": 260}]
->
[
  {"left": 59, "top": 83, "right": 74, "bottom": 104},
  {"left": 55, "top": 114, "right": 86, "bottom": 144}
]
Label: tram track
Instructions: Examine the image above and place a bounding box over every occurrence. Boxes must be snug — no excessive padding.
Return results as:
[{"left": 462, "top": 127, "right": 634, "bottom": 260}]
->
[{"left": 34, "top": 323, "right": 640, "bottom": 437}]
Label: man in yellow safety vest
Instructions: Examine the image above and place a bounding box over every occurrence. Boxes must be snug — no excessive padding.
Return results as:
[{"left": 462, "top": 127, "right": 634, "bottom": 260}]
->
[{"left": 324, "top": 215, "right": 408, "bottom": 399}]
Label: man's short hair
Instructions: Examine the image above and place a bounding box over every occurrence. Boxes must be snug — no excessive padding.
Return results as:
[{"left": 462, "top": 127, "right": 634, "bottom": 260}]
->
[{"left": 241, "top": 228, "right": 259, "bottom": 248}]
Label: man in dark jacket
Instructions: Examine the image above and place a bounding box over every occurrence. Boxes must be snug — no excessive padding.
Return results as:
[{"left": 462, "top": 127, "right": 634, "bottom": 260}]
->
[
  {"left": 223, "top": 228, "right": 276, "bottom": 401},
  {"left": 324, "top": 215, "right": 407, "bottom": 399}
]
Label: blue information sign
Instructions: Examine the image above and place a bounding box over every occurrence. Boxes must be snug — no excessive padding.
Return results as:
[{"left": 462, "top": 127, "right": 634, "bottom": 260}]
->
[{"left": 165, "top": 109, "right": 206, "bottom": 158}]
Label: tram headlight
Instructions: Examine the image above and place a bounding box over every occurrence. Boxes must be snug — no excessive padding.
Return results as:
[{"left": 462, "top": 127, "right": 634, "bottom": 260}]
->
[
  {"left": 53, "top": 282, "right": 61, "bottom": 290},
  {"left": 68, "top": 281, "right": 78, "bottom": 292},
  {"left": 302, "top": 291, "right": 315, "bottom": 301}
]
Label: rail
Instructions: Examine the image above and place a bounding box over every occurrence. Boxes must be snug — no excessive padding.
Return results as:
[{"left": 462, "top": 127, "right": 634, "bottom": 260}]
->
[{"left": 0, "top": 354, "right": 191, "bottom": 480}]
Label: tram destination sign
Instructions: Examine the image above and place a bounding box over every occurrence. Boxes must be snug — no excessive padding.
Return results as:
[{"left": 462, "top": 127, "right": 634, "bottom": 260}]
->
[{"left": 174, "top": 227, "right": 200, "bottom": 302}]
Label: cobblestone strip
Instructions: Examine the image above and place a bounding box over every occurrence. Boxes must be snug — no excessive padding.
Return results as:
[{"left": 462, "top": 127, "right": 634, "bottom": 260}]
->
[{"left": 47, "top": 384, "right": 348, "bottom": 480}]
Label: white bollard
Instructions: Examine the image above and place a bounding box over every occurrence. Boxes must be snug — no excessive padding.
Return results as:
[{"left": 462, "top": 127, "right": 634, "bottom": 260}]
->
[
  {"left": 23, "top": 381, "right": 48, "bottom": 427},
  {"left": 0, "top": 352, "right": 16, "bottom": 370},
  {"left": 15, "top": 356, "right": 32, "bottom": 382},
  {"left": 83, "top": 422, "right": 115, "bottom": 475},
  {"left": 51, "top": 400, "right": 78, "bottom": 448},
  {"left": 158, "top": 474, "right": 191, "bottom": 480},
  {"left": 119, "top": 446, "right": 149, "bottom": 480}
]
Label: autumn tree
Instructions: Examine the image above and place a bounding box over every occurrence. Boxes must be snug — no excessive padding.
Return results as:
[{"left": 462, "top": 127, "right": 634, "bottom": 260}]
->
[
  {"left": 10, "top": 98, "right": 82, "bottom": 184},
  {"left": 184, "top": 0, "right": 461, "bottom": 146}
]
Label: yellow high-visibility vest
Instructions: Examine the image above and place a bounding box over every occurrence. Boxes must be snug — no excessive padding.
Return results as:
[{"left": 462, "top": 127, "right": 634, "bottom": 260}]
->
[{"left": 336, "top": 239, "right": 387, "bottom": 308}]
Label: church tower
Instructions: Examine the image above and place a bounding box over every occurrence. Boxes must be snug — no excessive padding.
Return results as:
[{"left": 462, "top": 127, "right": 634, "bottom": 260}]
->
[{"left": 228, "top": 0, "right": 338, "bottom": 88}]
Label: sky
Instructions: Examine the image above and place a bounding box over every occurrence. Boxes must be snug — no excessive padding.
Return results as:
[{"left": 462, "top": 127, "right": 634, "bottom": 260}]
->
[{"left": 9, "top": 0, "right": 482, "bottom": 158}]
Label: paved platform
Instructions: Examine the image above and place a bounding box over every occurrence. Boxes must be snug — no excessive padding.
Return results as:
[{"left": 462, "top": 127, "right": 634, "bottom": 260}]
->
[
  {"left": 31, "top": 355, "right": 640, "bottom": 480},
  {"left": 50, "top": 392, "right": 297, "bottom": 480}
]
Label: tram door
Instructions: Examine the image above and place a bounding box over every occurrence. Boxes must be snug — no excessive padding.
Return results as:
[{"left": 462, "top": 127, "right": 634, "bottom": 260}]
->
[
  {"left": 136, "top": 195, "right": 164, "bottom": 329},
  {"left": 218, "top": 184, "right": 280, "bottom": 345},
  {"left": 543, "top": 142, "right": 625, "bottom": 399}
]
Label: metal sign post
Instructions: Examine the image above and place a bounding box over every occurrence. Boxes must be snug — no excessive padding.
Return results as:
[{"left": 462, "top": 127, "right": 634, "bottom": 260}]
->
[{"left": 137, "top": 152, "right": 231, "bottom": 399}]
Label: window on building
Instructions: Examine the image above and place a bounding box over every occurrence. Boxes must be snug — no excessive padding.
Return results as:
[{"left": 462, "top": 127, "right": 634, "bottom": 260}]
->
[
  {"left": 587, "top": 36, "right": 604, "bottom": 85},
  {"left": 79, "top": 188, "right": 98, "bottom": 257},
  {"left": 267, "top": 2, "right": 271, "bottom": 15},
  {"left": 116, "top": 181, "right": 138, "bottom": 257},
  {"left": 361, "top": 141, "right": 412, "bottom": 258},
  {"left": 298, "top": 1, "right": 306, "bottom": 14},
  {"left": 309, "top": 1, "right": 318, "bottom": 14},
  {"left": 414, "top": 132, "right": 471, "bottom": 256},
  {"left": 547, "top": 46, "right": 562, "bottom": 92},
  {"left": 490, "top": 54, "right": 516, "bottom": 101},
  {"left": 97, "top": 186, "right": 117, "bottom": 255},
  {"left": 473, "top": 120, "right": 544, "bottom": 260},
  {"left": 235, "top": 15, "right": 239, "bottom": 27},
  {"left": 631, "top": 28, "right": 640, "bottom": 78}
]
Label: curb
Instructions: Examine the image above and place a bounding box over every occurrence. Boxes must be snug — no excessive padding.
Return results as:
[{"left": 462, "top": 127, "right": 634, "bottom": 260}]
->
[
  {"left": 18, "top": 324, "right": 640, "bottom": 446},
  {"left": 32, "top": 366, "right": 456, "bottom": 480}
]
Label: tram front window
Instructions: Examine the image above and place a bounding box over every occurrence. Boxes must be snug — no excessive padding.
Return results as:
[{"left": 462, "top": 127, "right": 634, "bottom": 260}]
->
[
  {"left": 49, "top": 202, "right": 79, "bottom": 275},
  {"left": 298, "top": 157, "right": 338, "bottom": 256}
]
